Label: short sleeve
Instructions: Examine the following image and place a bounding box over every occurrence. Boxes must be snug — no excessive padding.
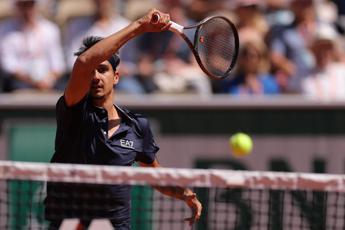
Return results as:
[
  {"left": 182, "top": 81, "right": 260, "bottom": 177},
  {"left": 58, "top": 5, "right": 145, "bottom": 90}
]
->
[
  {"left": 56, "top": 95, "right": 88, "bottom": 126},
  {"left": 135, "top": 118, "right": 160, "bottom": 164}
]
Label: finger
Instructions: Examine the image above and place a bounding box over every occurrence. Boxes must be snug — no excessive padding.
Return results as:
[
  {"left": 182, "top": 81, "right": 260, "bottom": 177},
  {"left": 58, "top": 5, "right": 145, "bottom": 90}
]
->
[
  {"left": 188, "top": 193, "right": 197, "bottom": 199},
  {"left": 160, "top": 22, "right": 172, "bottom": 31},
  {"left": 163, "top": 14, "right": 170, "bottom": 24},
  {"left": 184, "top": 217, "right": 194, "bottom": 226},
  {"left": 196, "top": 204, "right": 202, "bottom": 216},
  {"left": 184, "top": 212, "right": 200, "bottom": 226},
  {"left": 185, "top": 193, "right": 197, "bottom": 201},
  {"left": 151, "top": 12, "right": 160, "bottom": 24},
  {"left": 193, "top": 208, "right": 201, "bottom": 219}
]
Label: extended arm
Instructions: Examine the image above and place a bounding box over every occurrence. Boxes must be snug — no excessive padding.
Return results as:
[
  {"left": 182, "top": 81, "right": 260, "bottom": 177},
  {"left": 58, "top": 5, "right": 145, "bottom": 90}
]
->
[
  {"left": 65, "top": 9, "right": 171, "bottom": 106},
  {"left": 139, "top": 159, "right": 202, "bottom": 226}
]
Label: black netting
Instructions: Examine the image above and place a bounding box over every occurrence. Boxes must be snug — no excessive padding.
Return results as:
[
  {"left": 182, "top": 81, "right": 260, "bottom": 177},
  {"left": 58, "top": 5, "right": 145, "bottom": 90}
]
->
[{"left": 2, "top": 179, "right": 345, "bottom": 230}]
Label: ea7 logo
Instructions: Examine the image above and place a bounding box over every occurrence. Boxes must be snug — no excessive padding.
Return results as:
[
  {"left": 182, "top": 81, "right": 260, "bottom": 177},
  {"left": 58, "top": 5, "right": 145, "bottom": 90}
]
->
[{"left": 120, "top": 139, "right": 134, "bottom": 149}]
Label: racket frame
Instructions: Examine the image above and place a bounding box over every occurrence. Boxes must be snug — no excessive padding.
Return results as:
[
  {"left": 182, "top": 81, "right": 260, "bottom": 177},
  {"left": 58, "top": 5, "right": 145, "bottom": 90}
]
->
[
  {"left": 170, "top": 16, "right": 239, "bottom": 80},
  {"left": 151, "top": 13, "right": 239, "bottom": 79}
]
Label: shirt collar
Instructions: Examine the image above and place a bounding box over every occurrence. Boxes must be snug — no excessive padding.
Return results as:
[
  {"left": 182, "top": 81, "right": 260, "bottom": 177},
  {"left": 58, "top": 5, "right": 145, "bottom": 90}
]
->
[
  {"left": 87, "top": 98, "right": 135, "bottom": 131},
  {"left": 115, "top": 105, "right": 135, "bottom": 125}
]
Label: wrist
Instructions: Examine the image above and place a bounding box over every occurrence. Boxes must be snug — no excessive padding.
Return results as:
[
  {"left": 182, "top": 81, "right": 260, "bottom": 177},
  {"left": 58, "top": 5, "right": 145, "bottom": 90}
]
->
[
  {"left": 182, "top": 190, "right": 196, "bottom": 201},
  {"left": 131, "top": 19, "right": 147, "bottom": 35}
]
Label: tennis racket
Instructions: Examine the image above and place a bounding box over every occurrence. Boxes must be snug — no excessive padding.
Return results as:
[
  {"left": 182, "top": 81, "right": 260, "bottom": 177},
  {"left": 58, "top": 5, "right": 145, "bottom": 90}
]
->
[{"left": 152, "top": 13, "right": 239, "bottom": 80}]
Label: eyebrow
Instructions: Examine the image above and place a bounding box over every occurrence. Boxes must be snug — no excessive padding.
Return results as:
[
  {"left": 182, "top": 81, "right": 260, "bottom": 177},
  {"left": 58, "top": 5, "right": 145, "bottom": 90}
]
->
[{"left": 98, "top": 63, "right": 109, "bottom": 68}]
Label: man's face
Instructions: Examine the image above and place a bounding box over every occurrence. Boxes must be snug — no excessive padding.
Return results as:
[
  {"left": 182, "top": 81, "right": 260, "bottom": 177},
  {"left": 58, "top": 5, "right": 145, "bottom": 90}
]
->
[
  {"left": 311, "top": 40, "right": 335, "bottom": 68},
  {"left": 239, "top": 44, "right": 263, "bottom": 74},
  {"left": 90, "top": 60, "right": 119, "bottom": 100},
  {"left": 16, "top": 0, "right": 36, "bottom": 20},
  {"left": 291, "top": 0, "right": 314, "bottom": 21},
  {"left": 93, "top": 0, "right": 112, "bottom": 13}
]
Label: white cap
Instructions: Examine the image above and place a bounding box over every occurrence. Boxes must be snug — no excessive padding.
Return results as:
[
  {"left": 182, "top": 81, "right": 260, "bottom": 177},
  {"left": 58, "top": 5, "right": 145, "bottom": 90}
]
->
[{"left": 314, "top": 24, "right": 338, "bottom": 41}]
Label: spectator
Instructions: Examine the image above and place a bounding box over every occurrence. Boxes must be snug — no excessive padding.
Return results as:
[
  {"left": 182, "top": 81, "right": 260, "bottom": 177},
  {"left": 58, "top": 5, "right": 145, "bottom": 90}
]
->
[
  {"left": 317, "top": 0, "right": 345, "bottom": 35},
  {"left": 131, "top": 0, "right": 211, "bottom": 95},
  {"left": 186, "top": 0, "right": 226, "bottom": 21},
  {"left": 153, "top": 53, "right": 212, "bottom": 95},
  {"left": 64, "top": 0, "right": 130, "bottom": 70},
  {"left": 0, "top": 0, "right": 65, "bottom": 92},
  {"left": 302, "top": 25, "right": 345, "bottom": 100},
  {"left": 137, "top": 0, "right": 191, "bottom": 62},
  {"left": 150, "top": 1, "right": 212, "bottom": 95},
  {"left": 63, "top": 0, "right": 149, "bottom": 94},
  {"left": 134, "top": 54, "right": 158, "bottom": 93},
  {"left": 227, "top": 38, "right": 279, "bottom": 95},
  {"left": 234, "top": 0, "right": 269, "bottom": 44},
  {"left": 332, "top": 0, "right": 345, "bottom": 16},
  {"left": 265, "top": 0, "right": 294, "bottom": 27},
  {"left": 267, "top": 0, "right": 319, "bottom": 93}
]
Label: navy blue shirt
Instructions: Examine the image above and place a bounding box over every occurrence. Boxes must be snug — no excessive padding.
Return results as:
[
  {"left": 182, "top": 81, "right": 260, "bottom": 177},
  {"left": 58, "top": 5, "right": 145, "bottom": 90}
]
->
[
  {"left": 52, "top": 95, "right": 159, "bottom": 165},
  {"left": 46, "top": 96, "right": 159, "bottom": 227}
]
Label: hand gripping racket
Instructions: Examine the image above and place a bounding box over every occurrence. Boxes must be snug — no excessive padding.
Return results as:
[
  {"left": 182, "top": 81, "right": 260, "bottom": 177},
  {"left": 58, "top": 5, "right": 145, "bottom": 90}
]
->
[{"left": 152, "top": 13, "right": 239, "bottom": 80}]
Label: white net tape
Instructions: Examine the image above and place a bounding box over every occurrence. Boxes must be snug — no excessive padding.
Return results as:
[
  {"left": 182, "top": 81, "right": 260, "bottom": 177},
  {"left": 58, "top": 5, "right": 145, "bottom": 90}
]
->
[{"left": 0, "top": 160, "right": 345, "bottom": 192}]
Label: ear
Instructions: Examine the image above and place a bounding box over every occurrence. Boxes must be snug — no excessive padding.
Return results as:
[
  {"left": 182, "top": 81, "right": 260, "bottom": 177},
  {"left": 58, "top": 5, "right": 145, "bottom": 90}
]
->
[{"left": 113, "top": 71, "right": 120, "bottom": 85}]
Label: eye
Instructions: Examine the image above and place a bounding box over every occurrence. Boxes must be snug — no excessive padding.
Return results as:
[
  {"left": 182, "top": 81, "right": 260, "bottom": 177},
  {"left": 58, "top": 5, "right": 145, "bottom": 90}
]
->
[{"left": 97, "top": 65, "right": 108, "bottom": 74}]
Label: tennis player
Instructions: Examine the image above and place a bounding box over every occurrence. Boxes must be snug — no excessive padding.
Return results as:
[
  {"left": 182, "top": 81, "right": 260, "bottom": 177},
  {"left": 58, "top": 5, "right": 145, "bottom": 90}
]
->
[{"left": 45, "top": 9, "right": 202, "bottom": 230}]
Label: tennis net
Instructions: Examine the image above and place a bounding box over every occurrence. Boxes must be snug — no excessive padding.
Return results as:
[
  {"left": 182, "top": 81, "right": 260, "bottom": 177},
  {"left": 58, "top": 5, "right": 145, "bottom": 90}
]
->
[{"left": 1, "top": 161, "right": 345, "bottom": 230}]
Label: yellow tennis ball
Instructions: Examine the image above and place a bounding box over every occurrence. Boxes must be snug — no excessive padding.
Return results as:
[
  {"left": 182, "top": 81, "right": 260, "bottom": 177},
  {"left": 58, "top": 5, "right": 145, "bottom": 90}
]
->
[{"left": 229, "top": 133, "right": 253, "bottom": 157}]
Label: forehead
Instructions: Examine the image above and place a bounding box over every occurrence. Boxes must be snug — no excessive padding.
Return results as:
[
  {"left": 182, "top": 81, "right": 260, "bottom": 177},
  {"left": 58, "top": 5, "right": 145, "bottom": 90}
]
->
[
  {"left": 96, "top": 60, "right": 114, "bottom": 72},
  {"left": 312, "top": 40, "right": 334, "bottom": 49},
  {"left": 98, "top": 60, "right": 111, "bottom": 67}
]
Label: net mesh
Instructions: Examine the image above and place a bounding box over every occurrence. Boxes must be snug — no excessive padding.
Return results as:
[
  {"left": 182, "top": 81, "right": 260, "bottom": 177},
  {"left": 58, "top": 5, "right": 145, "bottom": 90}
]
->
[
  {"left": 1, "top": 161, "right": 345, "bottom": 230},
  {"left": 196, "top": 17, "right": 238, "bottom": 79}
]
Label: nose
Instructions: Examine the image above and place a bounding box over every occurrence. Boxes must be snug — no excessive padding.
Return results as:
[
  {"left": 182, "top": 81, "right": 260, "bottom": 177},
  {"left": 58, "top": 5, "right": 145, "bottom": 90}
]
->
[{"left": 92, "top": 70, "right": 101, "bottom": 83}]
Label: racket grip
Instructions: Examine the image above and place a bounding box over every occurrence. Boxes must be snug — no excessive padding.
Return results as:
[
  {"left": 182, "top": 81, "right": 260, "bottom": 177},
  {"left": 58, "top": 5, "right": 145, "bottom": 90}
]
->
[
  {"left": 151, "top": 12, "right": 184, "bottom": 33},
  {"left": 169, "top": 21, "right": 184, "bottom": 34}
]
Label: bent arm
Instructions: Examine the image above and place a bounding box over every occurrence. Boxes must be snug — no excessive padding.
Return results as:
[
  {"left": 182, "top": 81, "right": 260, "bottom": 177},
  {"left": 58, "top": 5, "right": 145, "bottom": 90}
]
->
[
  {"left": 140, "top": 159, "right": 196, "bottom": 199},
  {"left": 65, "top": 22, "right": 144, "bottom": 106},
  {"left": 65, "top": 9, "right": 171, "bottom": 106}
]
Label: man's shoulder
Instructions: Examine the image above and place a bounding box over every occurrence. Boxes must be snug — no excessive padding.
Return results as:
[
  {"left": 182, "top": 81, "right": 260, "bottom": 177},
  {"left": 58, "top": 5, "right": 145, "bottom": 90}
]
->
[
  {"left": 118, "top": 106, "right": 148, "bottom": 123},
  {"left": 56, "top": 95, "right": 89, "bottom": 112},
  {"left": 116, "top": 106, "right": 150, "bottom": 136}
]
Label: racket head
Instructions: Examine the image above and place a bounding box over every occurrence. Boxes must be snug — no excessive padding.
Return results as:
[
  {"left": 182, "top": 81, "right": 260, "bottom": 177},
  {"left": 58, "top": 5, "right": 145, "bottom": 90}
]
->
[{"left": 191, "top": 16, "right": 239, "bottom": 80}]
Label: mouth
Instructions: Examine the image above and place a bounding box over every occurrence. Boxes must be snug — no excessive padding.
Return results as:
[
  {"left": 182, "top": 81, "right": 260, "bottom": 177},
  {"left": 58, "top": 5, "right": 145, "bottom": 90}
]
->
[
  {"left": 91, "top": 84, "right": 103, "bottom": 90},
  {"left": 90, "top": 85, "right": 104, "bottom": 96}
]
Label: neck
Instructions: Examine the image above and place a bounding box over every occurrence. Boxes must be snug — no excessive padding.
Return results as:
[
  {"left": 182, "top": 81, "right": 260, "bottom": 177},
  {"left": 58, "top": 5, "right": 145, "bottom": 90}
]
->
[
  {"left": 96, "top": 11, "right": 111, "bottom": 21},
  {"left": 92, "top": 94, "right": 119, "bottom": 119},
  {"left": 21, "top": 17, "right": 36, "bottom": 27}
]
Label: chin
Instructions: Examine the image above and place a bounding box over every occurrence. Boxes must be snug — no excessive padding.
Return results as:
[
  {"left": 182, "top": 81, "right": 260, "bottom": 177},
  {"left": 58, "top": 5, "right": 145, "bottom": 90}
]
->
[
  {"left": 90, "top": 93, "right": 105, "bottom": 100},
  {"left": 93, "top": 96, "right": 105, "bottom": 100}
]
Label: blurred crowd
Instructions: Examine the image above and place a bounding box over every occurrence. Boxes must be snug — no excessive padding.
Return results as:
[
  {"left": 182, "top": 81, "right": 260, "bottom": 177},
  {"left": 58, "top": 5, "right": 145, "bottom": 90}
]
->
[{"left": 0, "top": 0, "right": 345, "bottom": 100}]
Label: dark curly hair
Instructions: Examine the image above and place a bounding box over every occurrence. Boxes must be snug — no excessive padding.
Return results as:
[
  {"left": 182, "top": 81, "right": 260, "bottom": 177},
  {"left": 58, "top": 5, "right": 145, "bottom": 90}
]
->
[{"left": 74, "top": 36, "right": 120, "bottom": 70}]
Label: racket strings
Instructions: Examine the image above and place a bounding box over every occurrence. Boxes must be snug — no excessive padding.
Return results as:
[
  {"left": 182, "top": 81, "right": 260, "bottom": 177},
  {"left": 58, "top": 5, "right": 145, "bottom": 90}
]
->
[{"left": 197, "top": 17, "right": 237, "bottom": 78}]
